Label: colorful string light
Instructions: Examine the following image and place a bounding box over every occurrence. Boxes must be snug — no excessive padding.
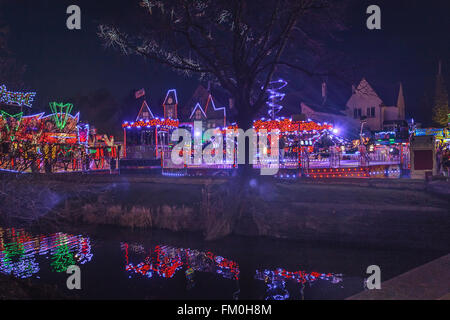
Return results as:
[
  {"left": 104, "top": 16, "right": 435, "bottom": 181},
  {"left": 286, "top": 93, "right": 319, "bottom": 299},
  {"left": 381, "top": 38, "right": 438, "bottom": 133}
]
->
[
  {"left": 122, "top": 118, "right": 179, "bottom": 129},
  {"left": 49, "top": 102, "right": 74, "bottom": 130},
  {"left": 253, "top": 118, "right": 333, "bottom": 133},
  {"left": 0, "top": 110, "right": 23, "bottom": 141},
  {"left": 0, "top": 85, "right": 36, "bottom": 108},
  {"left": 263, "top": 79, "right": 288, "bottom": 119},
  {"left": 0, "top": 228, "right": 93, "bottom": 279}
]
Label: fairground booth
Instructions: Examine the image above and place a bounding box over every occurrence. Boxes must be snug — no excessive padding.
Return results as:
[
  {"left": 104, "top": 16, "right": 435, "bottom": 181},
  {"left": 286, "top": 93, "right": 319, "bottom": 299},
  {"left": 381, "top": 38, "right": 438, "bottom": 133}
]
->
[
  {"left": 252, "top": 116, "right": 347, "bottom": 178},
  {"left": 0, "top": 84, "right": 118, "bottom": 173},
  {"left": 411, "top": 124, "right": 450, "bottom": 178},
  {"left": 121, "top": 89, "right": 180, "bottom": 173}
]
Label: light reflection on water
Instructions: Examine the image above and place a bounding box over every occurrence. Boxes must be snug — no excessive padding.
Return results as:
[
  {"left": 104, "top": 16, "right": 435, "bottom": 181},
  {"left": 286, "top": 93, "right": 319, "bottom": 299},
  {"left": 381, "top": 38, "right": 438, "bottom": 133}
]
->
[
  {"left": 121, "top": 241, "right": 343, "bottom": 300},
  {"left": 121, "top": 242, "right": 242, "bottom": 298},
  {"left": 255, "top": 269, "right": 342, "bottom": 300},
  {"left": 0, "top": 228, "right": 344, "bottom": 300},
  {"left": 0, "top": 227, "right": 92, "bottom": 279},
  {"left": 121, "top": 242, "right": 240, "bottom": 280},
  {"left": 0, "top": 226, "right": 443, "bottom": 299}
]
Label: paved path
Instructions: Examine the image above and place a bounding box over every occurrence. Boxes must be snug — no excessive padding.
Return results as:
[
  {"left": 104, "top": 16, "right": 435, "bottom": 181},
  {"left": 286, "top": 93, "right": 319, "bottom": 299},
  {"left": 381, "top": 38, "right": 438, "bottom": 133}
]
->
[{"left": 347, "top": 254, "right": 450, "bottom": 300}]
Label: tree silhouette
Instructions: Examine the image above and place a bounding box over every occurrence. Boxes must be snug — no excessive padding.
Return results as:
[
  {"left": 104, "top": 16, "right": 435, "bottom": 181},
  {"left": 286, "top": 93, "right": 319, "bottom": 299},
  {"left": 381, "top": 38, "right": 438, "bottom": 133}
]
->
[
  {"left": 98, "top": 0, "right": 347, "bottom": 175},
  {"left": 432, "top": 63, "right": 449, "bottom": 127}
]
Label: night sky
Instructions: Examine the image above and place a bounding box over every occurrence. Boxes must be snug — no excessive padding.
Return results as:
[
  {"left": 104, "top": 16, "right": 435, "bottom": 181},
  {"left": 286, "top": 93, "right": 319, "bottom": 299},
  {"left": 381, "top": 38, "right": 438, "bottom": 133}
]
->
[{"left": 1, "top": 0, "right": 449, "bottom": 123}]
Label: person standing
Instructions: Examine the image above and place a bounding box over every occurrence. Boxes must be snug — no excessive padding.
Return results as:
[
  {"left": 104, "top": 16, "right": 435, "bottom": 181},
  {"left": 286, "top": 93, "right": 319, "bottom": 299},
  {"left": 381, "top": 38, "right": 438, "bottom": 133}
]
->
[{"left": 279, "top": 136, "right": 286, "bottom": 163}]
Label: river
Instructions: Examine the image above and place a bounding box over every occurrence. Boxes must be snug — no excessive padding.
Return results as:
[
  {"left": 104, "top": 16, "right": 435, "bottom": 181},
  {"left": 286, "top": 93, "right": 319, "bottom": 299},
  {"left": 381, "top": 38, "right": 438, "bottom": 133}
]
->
[{"left": 0, "top": 225, "right": 445, "bottom": 300}]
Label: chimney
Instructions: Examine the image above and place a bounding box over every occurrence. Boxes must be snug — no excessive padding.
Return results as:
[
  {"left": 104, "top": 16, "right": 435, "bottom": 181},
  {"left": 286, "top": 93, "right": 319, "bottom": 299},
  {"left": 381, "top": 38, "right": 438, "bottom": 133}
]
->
[
  {"left": 229, "top": 97, "right": 234, "bottom": 109},
  {"left": 351, "top": 84, "right": 356, "bottom": 94},
  {"left": 321, "top": 81, "right": 327, "bottom": 104},
  {"left": 397, "top": 82, "right": 405, "bottom": 120}
]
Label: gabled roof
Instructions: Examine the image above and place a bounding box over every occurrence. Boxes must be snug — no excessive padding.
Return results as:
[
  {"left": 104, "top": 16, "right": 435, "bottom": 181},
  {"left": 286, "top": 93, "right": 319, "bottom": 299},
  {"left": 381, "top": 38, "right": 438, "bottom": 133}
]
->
[
  {"left": 354, "top": 78, "right": 383, "bottom": 101},
  {"left": 346, "top": 78, "right": 384, "bottom": 109},
  {"left": 189, "top": 103, "right": 207, "bottom": 119},
  {"left": 182, "top": 85, "right": 229, "bottom": 121},
  {"left": 351, "top": 78, "right": 403, "bottom": 107},
  {"left": 163, "top": 89, "right": 178, "bottom": 105},
  {"left": 135, "top": 100, "right": 155, "bottom": 121},
  {"left": 204, "top": 94, "right": 226, "bottom": 122}
]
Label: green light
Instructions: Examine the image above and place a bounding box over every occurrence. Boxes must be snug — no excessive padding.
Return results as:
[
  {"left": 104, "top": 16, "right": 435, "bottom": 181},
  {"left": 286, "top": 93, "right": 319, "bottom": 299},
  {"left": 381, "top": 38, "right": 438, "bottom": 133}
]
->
[
  {"left": 50, "top": 239, "right": 75, "bottom": 273},
  {"left": 0, "top": 110, "right": 23, "bottom": 141},
  {"left": 49, "top": 102, "right": 73, "bottom": 130}
]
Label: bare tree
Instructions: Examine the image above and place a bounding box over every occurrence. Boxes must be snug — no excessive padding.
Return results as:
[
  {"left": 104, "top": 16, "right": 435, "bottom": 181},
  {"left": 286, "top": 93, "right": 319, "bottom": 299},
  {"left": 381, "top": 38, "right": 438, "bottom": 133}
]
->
[{"left": 98, "top": 0, "right": 347, "bottom": 175}]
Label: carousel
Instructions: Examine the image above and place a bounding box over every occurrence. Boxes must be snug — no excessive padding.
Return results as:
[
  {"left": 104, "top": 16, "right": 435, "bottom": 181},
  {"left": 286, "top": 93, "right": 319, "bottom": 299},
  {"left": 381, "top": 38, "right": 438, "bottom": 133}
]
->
[{"left": 0, "top": 86, "right": 118, "bottom": 173}]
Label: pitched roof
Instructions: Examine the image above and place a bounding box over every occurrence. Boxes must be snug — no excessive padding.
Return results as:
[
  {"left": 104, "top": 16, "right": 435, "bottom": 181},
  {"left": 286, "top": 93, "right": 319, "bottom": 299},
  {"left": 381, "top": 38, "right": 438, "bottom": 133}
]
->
[
  {"left": 189, "top": 102, "right": 207, "bottom": 119},
  {"left": 354, "top": 78, "right": 382, "bottom": 101},
  {"left": 182, "top": 85, "right": 230, "bottom": 121},
  {"left": 163, "top": 89, "right": 178, "bottom": 106},
  {"left": 354, "top": 78, "right": 403, "bottom": 107},
  {"left": 135, "top": 100, "right": 155, "bottom": 121},
  {"left": 204, "top": 94, "right": 226, "bottom": 121}
]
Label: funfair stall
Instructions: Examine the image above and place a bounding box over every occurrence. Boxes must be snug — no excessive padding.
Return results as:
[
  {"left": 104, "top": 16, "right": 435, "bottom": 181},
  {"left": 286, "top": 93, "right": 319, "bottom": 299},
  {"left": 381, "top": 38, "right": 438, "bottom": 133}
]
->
[
  {"left": 0, "top": 100, "right": 86, "bottom": 173},
  {"left": 0, "top": 86, "right": 117, "bottom": 173},
  {"left": 121, "top": 94, "right": 180, "bottom": 173},
  {"left": 413, "top": 127, "right": 450, "bottom": 177},
  {"left": 253, "top": 117, "right": 351, "bottom": 178}
]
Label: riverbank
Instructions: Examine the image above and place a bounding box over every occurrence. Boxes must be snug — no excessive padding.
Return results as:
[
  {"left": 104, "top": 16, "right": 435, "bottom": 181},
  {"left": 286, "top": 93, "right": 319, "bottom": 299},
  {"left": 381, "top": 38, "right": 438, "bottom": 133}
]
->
[
  {"left": 0, "top": 273, "right": 70, "bottom": 300},
  {"left": 1, "top": 173, "right": 449, "bottom": 251},
  {"left": 348, "top": 253, "right": 450, "bottom": 300}
]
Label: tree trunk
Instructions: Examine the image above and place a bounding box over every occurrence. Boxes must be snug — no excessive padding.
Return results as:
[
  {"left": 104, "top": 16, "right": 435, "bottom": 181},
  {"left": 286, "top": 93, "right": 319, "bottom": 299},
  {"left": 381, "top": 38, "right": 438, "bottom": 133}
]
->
[{"left": 236, "top": 110, "right": 255, "bottom": 180}]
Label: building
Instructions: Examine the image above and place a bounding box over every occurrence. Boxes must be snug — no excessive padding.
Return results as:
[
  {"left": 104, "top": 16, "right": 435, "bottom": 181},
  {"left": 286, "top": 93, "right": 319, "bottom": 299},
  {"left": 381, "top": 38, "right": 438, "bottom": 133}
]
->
[
  {"left": 122, "top": 89, "right": 179, "bottom": 160},
  {"left": 299, "top": 81, "right": 360, "bottom": 139},
  {"left": 345, "top": 78, "right": 406, "bottom": 131},
  {"left": 183, "top": 85, "right": 232, "bottom": 129}
]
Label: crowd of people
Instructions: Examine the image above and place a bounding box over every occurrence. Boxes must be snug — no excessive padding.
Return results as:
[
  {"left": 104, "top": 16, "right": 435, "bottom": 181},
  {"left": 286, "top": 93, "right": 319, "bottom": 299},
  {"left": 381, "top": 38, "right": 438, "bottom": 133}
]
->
[{"left": 436, "top": 142, "right": 450, "bottom": 176}]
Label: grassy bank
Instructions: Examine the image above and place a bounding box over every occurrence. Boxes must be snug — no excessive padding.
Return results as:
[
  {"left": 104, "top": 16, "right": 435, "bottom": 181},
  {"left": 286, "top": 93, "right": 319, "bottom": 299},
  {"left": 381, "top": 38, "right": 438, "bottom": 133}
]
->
[
  {"left": 0, "top": 273, "right": 69, "bottom": 300},
  {"left": 0, "top": 174, "right": 449, "bottom": 250}
]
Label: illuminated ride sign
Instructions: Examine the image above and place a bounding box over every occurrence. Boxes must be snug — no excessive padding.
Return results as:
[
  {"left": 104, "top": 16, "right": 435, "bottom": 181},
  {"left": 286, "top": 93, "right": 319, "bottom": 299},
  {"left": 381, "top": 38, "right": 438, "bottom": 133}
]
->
[
  {"left": 122, "top": 118, "right": 179, "bottom": 129},
  {"left": 253, "top": 118, "right": 333, "bottom": 133},
  {"left": 49, "top": 102, "right": 74, "bottom": 130},
  {"left": 415, "top": 128, "right": 449, "bottom": 139},
  {"left": 0, "top": 85, "right": 36, "bottom": 108}
]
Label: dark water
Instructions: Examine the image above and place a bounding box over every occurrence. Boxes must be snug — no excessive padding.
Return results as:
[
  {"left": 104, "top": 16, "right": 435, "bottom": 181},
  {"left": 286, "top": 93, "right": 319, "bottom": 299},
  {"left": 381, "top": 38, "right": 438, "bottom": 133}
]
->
[{"left": 0, "top": 225, "right": 446, "bottom": 300}]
